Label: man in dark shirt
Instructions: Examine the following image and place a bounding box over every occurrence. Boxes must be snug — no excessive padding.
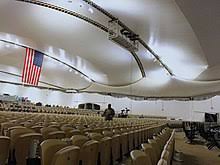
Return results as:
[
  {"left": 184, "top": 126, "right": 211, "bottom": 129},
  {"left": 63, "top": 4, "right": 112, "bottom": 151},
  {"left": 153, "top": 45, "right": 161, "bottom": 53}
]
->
[{"left": 103, "top": 104, "right": 115, "bottom": 121}]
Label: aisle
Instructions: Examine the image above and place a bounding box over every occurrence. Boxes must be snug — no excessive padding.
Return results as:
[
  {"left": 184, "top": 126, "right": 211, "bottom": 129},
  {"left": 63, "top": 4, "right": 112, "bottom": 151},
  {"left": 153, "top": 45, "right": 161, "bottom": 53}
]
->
[{"left": 173, "top": 132, "right": 220, "bottom": 165}]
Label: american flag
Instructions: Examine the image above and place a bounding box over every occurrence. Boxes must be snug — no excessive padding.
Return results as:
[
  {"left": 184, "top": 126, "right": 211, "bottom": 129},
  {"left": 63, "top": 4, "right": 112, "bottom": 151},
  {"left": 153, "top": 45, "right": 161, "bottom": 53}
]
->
[{"left": 22, "top": 48, "right": 44, "bottom": 86}]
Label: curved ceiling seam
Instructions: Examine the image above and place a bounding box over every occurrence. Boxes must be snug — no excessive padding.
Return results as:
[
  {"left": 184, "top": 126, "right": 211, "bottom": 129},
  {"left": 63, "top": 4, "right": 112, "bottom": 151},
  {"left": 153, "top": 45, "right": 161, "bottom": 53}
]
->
[
  {"left": 0, "top": 79, "right": 68, "bottom": 93},
  {"left": 0, "top": 40, "right": 144, "bottom": 88},
  {"left": 0, "top": 70, "right": 142, "bottom": 93},
  {"left": 0, "top": 39, "right": 93, "bottom": 82},
  {"left": 91, "top": 77, "right": 144, "bottom": 88},
  {"left": 82, "top": 0, "right": 173, "bottom": 76},
  {"left": 78, "top": 90, "right": 192, "bottom": 100},
  {"left": 0, "top": 70, "right": 93, "bottom": 91},
  {"left": 14, "top": 0, "right": 146, "bottom": 78},
  {"left": 1, "top": 78, "right": 219, "bottom": 100},
  {"left": 0, "top": 70, "right": 65, "bottom": 90}
]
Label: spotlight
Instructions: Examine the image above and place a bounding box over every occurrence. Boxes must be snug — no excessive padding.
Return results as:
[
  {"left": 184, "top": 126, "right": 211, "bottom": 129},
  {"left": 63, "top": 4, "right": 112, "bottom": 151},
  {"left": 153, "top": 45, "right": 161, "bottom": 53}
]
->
[{"left": 88, "top": 7, "right": 94, "bottom": 14}]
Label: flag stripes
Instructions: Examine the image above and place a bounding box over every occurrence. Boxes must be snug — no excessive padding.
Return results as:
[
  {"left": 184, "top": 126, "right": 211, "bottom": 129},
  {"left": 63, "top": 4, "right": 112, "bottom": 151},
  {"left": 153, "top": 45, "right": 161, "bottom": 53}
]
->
[{"left": 22, "top": 48, "right": 43, "bottom": 86}]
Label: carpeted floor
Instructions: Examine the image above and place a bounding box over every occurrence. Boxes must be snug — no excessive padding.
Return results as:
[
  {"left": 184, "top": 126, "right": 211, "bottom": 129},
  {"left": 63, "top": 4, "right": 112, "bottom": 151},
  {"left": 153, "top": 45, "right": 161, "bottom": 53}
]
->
[{"left": 173, "top": 132, "right": 220, "bottom": 165}]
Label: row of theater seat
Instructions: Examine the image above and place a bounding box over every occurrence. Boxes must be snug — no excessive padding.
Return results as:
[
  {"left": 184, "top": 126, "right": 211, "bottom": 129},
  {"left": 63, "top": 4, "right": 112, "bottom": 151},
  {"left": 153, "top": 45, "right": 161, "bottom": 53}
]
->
[
  {"left": 0, "top": 111, "right": 168, "bottom": 165},
  {"left": 130, "top": 129, "right": 175, "bottom": 165},
  {"left": 0, "top": 102, "right": 100, "bottom": 116}
]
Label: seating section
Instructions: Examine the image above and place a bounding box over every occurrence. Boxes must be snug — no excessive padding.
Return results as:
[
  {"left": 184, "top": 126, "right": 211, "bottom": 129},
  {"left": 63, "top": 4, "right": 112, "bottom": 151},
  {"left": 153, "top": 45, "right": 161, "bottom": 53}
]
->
[
  {"left": 0, "top": 101, "right": 100, "bottom": 116},
  {"left": 0, "top": 104, "right": 169, "bottom": 165},
  {"left": 130, "top": 128, "right": 175, "bottom": 165}
]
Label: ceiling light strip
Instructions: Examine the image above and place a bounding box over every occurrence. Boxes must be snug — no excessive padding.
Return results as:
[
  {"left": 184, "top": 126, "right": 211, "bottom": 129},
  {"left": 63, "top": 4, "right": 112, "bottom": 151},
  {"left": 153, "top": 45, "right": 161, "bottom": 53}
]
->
[{"left": 82, "top": 0, "right": 173, "bottom": 76}]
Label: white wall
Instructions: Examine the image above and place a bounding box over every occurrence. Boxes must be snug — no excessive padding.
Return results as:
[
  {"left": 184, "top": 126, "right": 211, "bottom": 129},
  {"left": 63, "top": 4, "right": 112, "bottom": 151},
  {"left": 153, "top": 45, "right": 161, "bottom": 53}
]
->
[{"left": 1, "top": 83, "right": 220, "bottom": 122}]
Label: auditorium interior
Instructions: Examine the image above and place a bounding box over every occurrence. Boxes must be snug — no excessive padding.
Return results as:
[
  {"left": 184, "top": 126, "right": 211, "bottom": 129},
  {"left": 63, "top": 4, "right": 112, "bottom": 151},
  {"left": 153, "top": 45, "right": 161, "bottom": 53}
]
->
[{"left": 0, "top": 0, "right": 220, "bottom": 165}]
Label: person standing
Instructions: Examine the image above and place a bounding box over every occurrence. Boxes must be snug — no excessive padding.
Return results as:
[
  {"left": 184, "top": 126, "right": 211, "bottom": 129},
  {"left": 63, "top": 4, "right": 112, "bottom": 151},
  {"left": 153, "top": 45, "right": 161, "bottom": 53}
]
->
[{"left": 103, "top": 104, "right": 115, "bottom": 121}]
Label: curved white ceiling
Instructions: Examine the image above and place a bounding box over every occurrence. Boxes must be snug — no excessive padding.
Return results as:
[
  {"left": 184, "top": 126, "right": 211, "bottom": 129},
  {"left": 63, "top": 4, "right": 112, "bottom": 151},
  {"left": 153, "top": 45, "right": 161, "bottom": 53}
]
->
[{"left": 0, "top": 0, "right": 220, "bottom": 98}]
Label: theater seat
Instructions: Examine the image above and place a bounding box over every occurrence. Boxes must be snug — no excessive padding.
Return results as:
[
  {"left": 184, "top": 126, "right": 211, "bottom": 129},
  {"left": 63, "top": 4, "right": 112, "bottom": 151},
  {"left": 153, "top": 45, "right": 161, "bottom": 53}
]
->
[
  {"left": 65, "top": 129, "right": 81, "bottom": 138},
  {"left": 40, "top": 127, "right": 59, "bottom": 139},
  {"left": 99, "top": 137, "right": 112, "bottom": 165},
  {"left": 148, "top": 139, "right": 161, "bottom": 162},
  {"left": 103, "top": 130, "right": 113, "bottom": 137},
  {"left": 130, "top": 150, "right": 152, "bottom": 165},
  {"left": 7, "top": 126, "right": 26, "bottom": 136},
  {"left": 47, "top": 131, "right": 65, "bottom": 139},
  {"left": 0, "top": 136, "right": 10, "bottom": 165},
  {"left": 141, "top": 143, "right": 157, "bottom": 165},
  {"left": 52, "top": 145, "right": 80, "bottom": 165},
  {"left": 80, "top": 140, "right": 99, "bottom": 165},
  {"left": 14, "top": 133, "right": 42, "bottom": 165},
  {"left": 31, "top": 125, "right": 44, "bottom": 133},
  {"left": 71, "top": 135, "right": 90, "bottom": 147},
  {"left": 111, "top": 134, "right": 121, "bottom": 162},
  {"left": 40, "top": 139, "right": 68, "bottom": 165},
  {"left": 120, "top": 132, "right": 129, "bottom": 157},
  {"left": 10, "top": 128, "right": 35, "bottom": 148},
  {"left": 89, "top": 133, "right": 103, "bottom": 141}
]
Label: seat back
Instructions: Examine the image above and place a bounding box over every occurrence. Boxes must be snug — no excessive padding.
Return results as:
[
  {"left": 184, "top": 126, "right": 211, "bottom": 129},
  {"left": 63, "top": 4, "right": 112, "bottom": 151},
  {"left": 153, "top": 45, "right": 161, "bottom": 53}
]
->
[
  {"left": 111, "top": 134, "right": 121, "bottom": 161},
  {"left": 148, "top": 139, "right": 161, "bottom": 162},
  {"left": 80, "top": 140, "right": 99, "bottom": 165},
  {"left": 31, "top": 125, "right": 44, "bottom": 133},
  {"left": 99, "top": 137, "right": 112, "bottom": 165},
  {"left": 0, "top": 136, "right": 10, "bottom": 165},
  {"left": 52, "top": 146, "right": 80, "bottom": 165},
  {"left": 41, "top": 127, "right": 59, "bottom": 139},
  {"left": 141, "top": 143, "right": 157, "bottom": 165},
  {"left": 120, "top": 133, "right": 129, "bottom": 156},
  {"left": 7, "top": 126, "right": 26, "bottom": 136},
  {"left": 89, "top": 133, "right": 103, "bottom": 141},
  {"left": 103, "top": 130, "right": 113, "bottom": 137},
  {"left": 14, "top": 133, "right": 42, "bottom": 165},
  {"left": 40, "top": 139, "right": 67, "bottom": 165},
  {"left": 47, "top": 131, "right": 65, "bottom": 139},
  {"left": 130, "top": 150, "right": 152, "bottom": 165},
  {"left": 65, "top": 129, "right": 81, "bottom": 138},
  {"left": 11, "top": 128, "right": 35, "bottom": 148},
  {"left": 71, "top": 135, "right": 90, "bottom": 147},
  {"left": 128, "top": 131, "right": 134, "bottom": 151}
]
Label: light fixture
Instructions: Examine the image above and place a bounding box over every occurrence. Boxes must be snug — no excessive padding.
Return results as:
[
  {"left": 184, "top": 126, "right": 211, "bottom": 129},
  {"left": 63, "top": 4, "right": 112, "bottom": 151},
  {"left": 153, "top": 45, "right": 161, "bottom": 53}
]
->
[
  {"left": 69, "top": 69, "right": 73, "bottom": 72},
  {"left": 210, "top": 98, "right": 214, "bottom": 110},
  {"left": 79, "top": 2, "right": 84, "bottom": 8},
  {"left": 88, "top": 7, "right": 94, "bottom": 14}
]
